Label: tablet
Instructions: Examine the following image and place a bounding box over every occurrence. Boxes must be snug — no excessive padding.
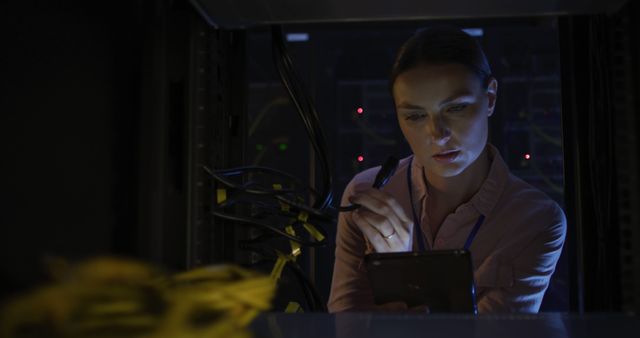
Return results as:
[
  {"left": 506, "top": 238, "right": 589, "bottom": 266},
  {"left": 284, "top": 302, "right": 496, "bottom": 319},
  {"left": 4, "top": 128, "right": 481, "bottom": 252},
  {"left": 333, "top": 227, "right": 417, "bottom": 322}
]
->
[{"left": 364, "top": 250, "right": 477, "bottom": 314}]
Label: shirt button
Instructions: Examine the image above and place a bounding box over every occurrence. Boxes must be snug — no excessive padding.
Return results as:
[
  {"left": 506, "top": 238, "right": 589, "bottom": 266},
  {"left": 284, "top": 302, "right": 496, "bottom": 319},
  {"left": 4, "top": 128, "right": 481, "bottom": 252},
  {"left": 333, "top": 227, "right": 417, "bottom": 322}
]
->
[{"left": 436, "top": 238, "right": 445, "bottom": 246}]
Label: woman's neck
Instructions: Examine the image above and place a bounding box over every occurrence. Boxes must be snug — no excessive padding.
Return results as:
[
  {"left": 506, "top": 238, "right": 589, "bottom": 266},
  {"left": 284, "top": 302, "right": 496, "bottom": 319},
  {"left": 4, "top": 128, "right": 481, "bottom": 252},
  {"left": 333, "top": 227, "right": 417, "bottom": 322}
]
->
[{"left": 424, "top": 145, "right": 492, "bottom": 208}]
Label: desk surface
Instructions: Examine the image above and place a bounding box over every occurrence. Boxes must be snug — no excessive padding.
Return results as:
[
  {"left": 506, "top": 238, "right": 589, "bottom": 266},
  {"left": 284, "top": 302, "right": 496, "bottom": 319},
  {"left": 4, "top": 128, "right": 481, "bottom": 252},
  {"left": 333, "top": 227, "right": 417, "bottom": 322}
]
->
[{"left": 250, "top": 312, "right": 640, "bottom": 338}]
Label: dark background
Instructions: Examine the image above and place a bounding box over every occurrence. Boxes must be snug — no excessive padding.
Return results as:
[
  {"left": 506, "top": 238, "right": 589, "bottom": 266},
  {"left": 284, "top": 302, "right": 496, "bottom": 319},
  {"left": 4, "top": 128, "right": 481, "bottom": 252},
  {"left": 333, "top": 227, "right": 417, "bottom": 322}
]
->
[{"left": 0, "top": 0, "right": 142, "bottom": 298}]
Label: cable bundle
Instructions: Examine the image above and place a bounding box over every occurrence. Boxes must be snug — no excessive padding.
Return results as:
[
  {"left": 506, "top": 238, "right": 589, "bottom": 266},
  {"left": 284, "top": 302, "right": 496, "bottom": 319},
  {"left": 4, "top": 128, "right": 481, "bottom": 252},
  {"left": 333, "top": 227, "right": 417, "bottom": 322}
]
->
[
  {"left": 0, "top": 257, "right": 275, "bottom": 338},
  {"left": 204, "top": 26, "right": 342, "bottom": 312},
  {"left": 206, "top": 164, "right": 331, "bottom": 312},
  {"left": 270, "top": 25, "right": 334, "bottom": 210},
  {"left": 206, "top": 165, "right": 333, "bottom": 247}
]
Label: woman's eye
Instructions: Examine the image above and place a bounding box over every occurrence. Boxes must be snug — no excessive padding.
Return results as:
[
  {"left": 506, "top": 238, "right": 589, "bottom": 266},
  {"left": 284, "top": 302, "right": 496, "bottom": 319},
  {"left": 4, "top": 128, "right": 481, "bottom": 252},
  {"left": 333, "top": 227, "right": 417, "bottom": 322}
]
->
[
  {"left": 447, "top": 104, "right": 468, "bottom": 112},
  {"left": 405, "top": 113, "right": 426, "bottom": 121}
]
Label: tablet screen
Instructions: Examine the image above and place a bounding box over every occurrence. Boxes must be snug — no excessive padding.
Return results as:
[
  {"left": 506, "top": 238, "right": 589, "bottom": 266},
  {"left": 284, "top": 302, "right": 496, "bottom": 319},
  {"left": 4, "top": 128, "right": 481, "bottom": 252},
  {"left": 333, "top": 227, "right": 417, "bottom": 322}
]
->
[{"left": 364, "top": 250, "right": 477, "bottom": 314}]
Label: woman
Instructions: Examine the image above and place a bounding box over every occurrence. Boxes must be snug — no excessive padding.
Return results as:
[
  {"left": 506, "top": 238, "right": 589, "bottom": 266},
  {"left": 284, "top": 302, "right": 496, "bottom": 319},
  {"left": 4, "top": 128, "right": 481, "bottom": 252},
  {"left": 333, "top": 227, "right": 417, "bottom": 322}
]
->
[{"left": 328, "top": 26, "right": 566, "bottom": 313}]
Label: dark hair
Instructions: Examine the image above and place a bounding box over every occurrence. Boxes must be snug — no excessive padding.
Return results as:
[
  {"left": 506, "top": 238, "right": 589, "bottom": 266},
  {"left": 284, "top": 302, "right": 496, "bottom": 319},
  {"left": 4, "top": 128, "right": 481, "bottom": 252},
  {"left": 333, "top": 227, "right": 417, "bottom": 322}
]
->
[{"left": 390, "top": 26, "right": 492, "bottom": 91}]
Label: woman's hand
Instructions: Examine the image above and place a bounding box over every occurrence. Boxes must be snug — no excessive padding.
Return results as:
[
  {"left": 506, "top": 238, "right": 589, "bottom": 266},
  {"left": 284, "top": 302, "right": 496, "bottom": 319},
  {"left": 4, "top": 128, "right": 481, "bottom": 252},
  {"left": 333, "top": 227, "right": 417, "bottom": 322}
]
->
[
  {"left": 374, "top": 301, "right": 430, "bottom": 313},
  {"left": 349, "top": 188, "right": 413, "bottom": 253}
]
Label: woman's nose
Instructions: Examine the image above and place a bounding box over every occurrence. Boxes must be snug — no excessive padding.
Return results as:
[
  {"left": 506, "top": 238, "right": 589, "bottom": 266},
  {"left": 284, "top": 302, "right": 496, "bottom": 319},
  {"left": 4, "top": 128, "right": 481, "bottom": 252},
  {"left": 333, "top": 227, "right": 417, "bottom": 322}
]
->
[{"left": 427, "top": 114, "right": 452, "bottom": 145}]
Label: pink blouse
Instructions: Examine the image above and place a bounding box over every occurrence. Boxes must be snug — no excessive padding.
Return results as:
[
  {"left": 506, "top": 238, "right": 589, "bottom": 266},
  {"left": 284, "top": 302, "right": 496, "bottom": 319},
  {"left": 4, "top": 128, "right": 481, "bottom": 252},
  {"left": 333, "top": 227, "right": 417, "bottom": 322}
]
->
[{"left": 328, "top": 144, "right": 567, "bottom": 313}]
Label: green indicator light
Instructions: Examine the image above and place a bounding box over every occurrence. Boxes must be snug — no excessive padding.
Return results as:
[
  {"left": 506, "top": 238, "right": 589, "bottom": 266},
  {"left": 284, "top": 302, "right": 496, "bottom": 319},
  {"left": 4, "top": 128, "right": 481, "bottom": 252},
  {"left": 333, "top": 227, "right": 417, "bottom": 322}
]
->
[
  {"left": 279, "top": 143, "right": 288, "bottom": 151},
  {"left": 256, "top": 144, "right": 264, "bottom": 151}
]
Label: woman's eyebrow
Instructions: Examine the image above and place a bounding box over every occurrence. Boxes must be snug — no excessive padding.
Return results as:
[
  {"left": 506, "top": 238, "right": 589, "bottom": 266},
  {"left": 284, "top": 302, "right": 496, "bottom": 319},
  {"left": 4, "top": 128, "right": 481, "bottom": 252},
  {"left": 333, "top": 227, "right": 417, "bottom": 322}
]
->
[
  {"left": 438, "top": 92, "right": 474, "bottom": 107},
  {"left": 397, "top": 91, "right": 475, "bottom": 111}
]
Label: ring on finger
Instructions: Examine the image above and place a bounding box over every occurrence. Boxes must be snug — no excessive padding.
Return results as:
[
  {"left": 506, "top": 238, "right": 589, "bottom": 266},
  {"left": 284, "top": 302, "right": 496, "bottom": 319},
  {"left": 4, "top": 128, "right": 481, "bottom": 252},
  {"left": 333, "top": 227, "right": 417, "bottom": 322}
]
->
[{"left": 381, "top": 228, "right": 397, "bottom": 239}]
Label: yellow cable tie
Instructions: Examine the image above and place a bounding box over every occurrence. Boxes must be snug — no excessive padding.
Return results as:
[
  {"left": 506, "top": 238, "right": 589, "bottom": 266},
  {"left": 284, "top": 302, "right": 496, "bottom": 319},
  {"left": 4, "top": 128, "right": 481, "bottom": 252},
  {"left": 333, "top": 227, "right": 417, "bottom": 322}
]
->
[
  {"left": 270, "top": 252, "right": 288, "bottom": 281},
  {"left": 303, "top": 223, "right": 325, "bottom": 242},
  {"left": 281, "top": 202, "right": 290, "bottom": 212},
  {"left": 272, "top": 184, "right": 290, "bottom": 212},
  {"left": 285, "top": 225, "right": 302, "bottom": 258},
  {"left": 216, "top": 189, "right": 227, "bottom": 204},
  {"left": 285, "top": 302, "right": 304, "bottom": 313},
  {"left": 297, "top": 211, "right": 309, "bottom": 223}
]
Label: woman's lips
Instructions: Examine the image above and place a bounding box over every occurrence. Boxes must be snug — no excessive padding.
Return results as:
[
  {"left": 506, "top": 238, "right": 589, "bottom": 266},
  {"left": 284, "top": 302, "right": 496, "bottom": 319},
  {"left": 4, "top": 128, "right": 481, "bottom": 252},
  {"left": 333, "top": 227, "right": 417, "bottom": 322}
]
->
[{"left": 432, "top": 150, "right": 460, "bottom": 163}]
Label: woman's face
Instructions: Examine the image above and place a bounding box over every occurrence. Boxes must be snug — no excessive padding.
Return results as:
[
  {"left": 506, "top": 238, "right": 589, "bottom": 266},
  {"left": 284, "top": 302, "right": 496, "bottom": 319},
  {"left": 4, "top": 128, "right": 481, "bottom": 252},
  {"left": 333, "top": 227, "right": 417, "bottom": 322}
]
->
[{"left": 393, "top": 63, "right": 497, "bottom": 178}]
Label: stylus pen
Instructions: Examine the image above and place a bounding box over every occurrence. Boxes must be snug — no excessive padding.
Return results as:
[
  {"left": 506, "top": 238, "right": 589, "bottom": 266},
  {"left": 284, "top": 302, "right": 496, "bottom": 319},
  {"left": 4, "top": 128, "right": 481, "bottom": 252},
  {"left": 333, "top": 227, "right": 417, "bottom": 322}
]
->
[{"left": 337, "top": 156, "right": 399, "bottom": 212}]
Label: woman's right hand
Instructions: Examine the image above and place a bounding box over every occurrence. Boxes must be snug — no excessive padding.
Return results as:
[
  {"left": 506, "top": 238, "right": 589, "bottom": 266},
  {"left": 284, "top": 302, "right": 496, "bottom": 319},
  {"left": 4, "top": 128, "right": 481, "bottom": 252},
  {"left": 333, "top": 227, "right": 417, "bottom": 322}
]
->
[
  {"left": 374, "top": 301, "right": 430, "bottom": 313},
  {"left": 349, "top": 187, "right": 413, "bottom": 253}
]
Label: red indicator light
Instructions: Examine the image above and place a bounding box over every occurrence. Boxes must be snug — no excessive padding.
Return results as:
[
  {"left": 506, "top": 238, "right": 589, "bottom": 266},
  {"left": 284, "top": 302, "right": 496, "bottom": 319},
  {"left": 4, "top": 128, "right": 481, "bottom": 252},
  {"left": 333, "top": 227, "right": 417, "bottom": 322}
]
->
[
  {"left": 357, "top": 155, "right": 364, "bottom": 162},
  {"left": 524, "top": 153, "right": 531, "bottom": 160},
  {"left": 356, "top": 107, "right": 364, "bottom": 115}
]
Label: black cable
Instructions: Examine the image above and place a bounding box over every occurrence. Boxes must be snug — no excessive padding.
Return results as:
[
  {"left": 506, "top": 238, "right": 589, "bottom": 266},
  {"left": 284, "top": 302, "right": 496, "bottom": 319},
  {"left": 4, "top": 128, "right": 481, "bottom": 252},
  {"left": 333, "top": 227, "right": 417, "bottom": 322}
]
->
[
  {"left": 211, "top": 210, "right": 327, "bottom": 247},
  {"left": 217, "top": 189, "right": 333, "bottom": 221},
  {"left": 216, "top": 165, "right": 321, "bottom": 198},
  {"left": 204, "top": 166, "right": 298, "bottom": 195},
  {"left": 219, "top": 194, "right": 334, "bottom": 223},
  {"left": 205, "top": 166, "right": 335, "bottom": 220},
  {"left": 336, "top": 204, "right": 360, "bottom": 212},
  {"left": 239, "top": 233, "right": 282, "bottom": 245},
  {"left": 242, "top": 247, "right": 327, "bottom": 312},
  {"left": 272, "top": 195, "right": 334, "bottom": 221},
  {"left": 205, "top": 27, "right": 340, "bottom": 314},
  {"left": 271, "top": 25, "right": 334, "bottom": 210},
  {"left": 285, "top": 261, "right": 327, "bottom": 312}
]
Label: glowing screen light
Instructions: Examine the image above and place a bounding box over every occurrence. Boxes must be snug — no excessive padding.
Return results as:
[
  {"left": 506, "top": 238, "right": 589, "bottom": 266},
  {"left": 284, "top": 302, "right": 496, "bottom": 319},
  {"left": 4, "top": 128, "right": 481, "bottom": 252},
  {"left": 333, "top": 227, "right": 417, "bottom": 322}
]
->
[{"left": 286, "top": 33, "right": 309, "bottom": 42}]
